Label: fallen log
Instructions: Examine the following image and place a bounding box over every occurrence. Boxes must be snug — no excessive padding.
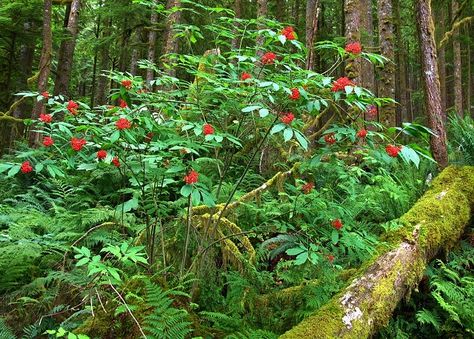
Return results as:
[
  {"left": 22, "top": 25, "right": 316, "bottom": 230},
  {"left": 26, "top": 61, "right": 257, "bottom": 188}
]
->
[{"left": 280, "top": 165, "right": 474, "bottom": 338}]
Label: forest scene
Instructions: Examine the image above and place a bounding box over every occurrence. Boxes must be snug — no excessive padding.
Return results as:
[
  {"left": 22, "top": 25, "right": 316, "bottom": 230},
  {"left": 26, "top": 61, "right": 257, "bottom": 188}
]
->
[{"left": 0, "top": 0, "right": 473, "bottom": 338}]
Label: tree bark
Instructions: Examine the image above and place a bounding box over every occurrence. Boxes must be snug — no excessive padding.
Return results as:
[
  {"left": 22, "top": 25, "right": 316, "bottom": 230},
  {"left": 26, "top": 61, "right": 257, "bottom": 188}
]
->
[
  {"left": 416, "top": 0, "right": 448, "bottom": 169},
  {"left": 146, "top": 0, "right": 159, "bottom": 85},
  {"left": 436, "top": 2, "right": 447, "bottom": 118},
  {"left": 130, "top": 27, "right": 142, "bottom": 76},
  {"left": 305, "top": 0, "right": 321, "bottom": 70},
  {"left": 344, "top": 0, "right": 361, "bottom": 83},
  {"left": 377, "top": 0, "right": 396, "bottom": 126},
  {"left": 30, "top": 0, "right": 53, "bottom": 144},
  {"left": 465, "top": 24, "right": 471, "bottom": 117},
  {"left": 162, "top": 0, "right": 182, "bottom": 77},
  {"left": 393, "top": 0, "right": 408, "bottom": 123},
  {"left": 53, "top": 0, "right": 82, "bottom": 97},
  {"left": 281, "top": 166, "right": 474, "bottom": 338},
  {"left": 360, "top": 0, "right": 375, "bottom": 92},
  {"left": 231, "top": 0, "right": 242, "bottom": 50},
  {"left": 452, "top": 0, "right": 463, "bottom": 117},
  {"left": 95, "top": 19, "right": 112, "bottom": 106},
  {"left": 256, "top": 0, "right": 268, "bottom": 57}
]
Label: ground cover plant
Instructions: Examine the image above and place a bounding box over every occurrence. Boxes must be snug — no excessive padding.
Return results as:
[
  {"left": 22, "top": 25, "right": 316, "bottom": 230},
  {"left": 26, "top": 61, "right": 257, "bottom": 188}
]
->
[{"left": 0, "top": 1, "right": 473, "bottom": 338}]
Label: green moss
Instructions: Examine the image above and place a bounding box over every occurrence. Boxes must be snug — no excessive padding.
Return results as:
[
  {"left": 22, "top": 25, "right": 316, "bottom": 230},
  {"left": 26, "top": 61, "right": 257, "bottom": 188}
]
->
[{"left": 280, "top": 166, "right": 474, "bottom": 338}]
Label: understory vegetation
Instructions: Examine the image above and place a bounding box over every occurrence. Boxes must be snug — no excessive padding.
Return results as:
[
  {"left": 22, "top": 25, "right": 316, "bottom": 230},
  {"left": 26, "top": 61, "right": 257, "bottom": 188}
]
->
[{"left": 0, "top": 2, "right": 473, "bottom": 338}]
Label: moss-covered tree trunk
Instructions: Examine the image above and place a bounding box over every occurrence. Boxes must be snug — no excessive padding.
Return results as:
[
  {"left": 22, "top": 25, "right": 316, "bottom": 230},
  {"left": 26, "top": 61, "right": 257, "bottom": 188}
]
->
[
  {"left": 280, "top": 166, "right": 474, "bottom": 339},
  {"left": 393, "top": 0, "right": 408, "bottom": 124},
  {"left": 162, "top": 0, "right": 182, "bottom": 77},
  {"left": 377, "top": 0, "right": 396, "bottom": 126}
]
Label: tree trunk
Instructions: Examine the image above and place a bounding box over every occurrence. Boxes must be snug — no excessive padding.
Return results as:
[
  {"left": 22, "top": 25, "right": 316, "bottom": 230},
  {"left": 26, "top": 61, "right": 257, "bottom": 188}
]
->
[
  {"left": 360, "top": 0, "right": 375, "bottom": 92},
  {"left": 231, "top": 0, "right": 242, "bottom": 50},
  {"left": 146, "top": 0, "right": 159, "bottom": 85},
  {"left": 466, "top": 24, "right": 471, "bottom": 117},
  {"left": 416, "top": 0, "right": 448, "bottom": 169},
  {"left": 452, "top": 0, "right": 463, "bottom": 117},
  {"left": 53, "top": 0, "right": 82, "bottom": 97},
  {"left": 275, "top": 0, "right": 285, "bottom": 22},
  {"left": 130, "top": 27, "right": 142, "bottom": 76},
  {"left": 305, "top": 0, "right": 321, "bottom": 70},
  {"left": 377, "top": 0, "right": 396, "bottom": 126},
  {"left": 256, "top": 0, "right": 268, "bottom": 57},
  {"left": 95, "top": 19, "right": 112, "bottom": 106},
  {"left": 90, "top": 0, "right": 102, "bottom": 107},
  {"left": 436, "top": 3, "right": 447, "bottom": 118},
  {"left": 344, "top": 0, "right": 361, "bottom": 83},
  {"left": 281, "top": 166, "right": 474, "bottom": 338},
  {"left": 162, "top": 0, "right": 182, "bottom": 77},
  {"left": 393, "top": 0, "right": 408, "bottom": 123},
  {"left": 30, "top": 0, "right": 53, "bottom": 145}
]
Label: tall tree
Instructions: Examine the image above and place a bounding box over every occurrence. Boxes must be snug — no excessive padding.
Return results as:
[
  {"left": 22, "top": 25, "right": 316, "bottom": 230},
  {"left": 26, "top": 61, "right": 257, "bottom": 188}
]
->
[
  {"left": 377, "top": 0, "right": 396, "bottom": 126},
  {"left": 436, "top": 2, "right": 447, "bottom": 117},
  {"left": 305, "top": 0, "right": 321, "bottom": 70},
  {"left": 344, "top": 0, "right": 361, "bottom": 83},
  {"left": 394, "top": 0, "right": 408, "bottom": 123},
  {"left": 416, "top": 0, "right": 448, "bottom": 168},
  {"left": 53, "top": 0, "right": 82, "bottom": 97},
  {"left": 256, "top": 0, "right": 268, "bottom": 56},
  {"left": 162, "top": 0, "right": 182, "bottom": 77},
  {"left": 146, "top": 0, "right": 159, "bottom": 86},
  {"left": 360, "top": 0, "right": 375, "bottom": 92},
  {"left": 31, "top": 0, "right": 53, "bottom": 144},
  {"left": 452, "top": 0, "right": 463, "bottom": 117},
  {"left": 231, "top": 0, "right": 242, "bottom": 50}
]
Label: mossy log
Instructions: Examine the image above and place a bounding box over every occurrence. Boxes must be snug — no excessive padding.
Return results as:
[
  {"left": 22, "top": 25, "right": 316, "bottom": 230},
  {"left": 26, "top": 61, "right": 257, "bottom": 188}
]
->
[{"left": 280, "top": 166, "right": 474, "bottom": 339}]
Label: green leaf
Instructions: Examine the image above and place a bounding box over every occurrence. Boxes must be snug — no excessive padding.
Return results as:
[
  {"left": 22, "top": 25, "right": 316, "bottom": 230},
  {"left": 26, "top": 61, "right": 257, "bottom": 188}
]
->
[
  {"left": 259, "top": 108, "right": 269, "bottom": 118},
  {"left": 283, "top": 128, "right": 294, "bottom": 142},
  {"left": 286, "top": 247, "right": 305, "bottom": 256},
  {"left": 110, "top": 130, "right": 120, "bottom": 143},
  {"left": 191, "top": 189, "right": 201, "bottom": 206},
  {"left": 294, "top": 252, "right": 308, "bottom": 265},
  {"left": 331, "top": 230, "right": 339, "bottom": 245},
  {"left": 35, "top": 163, "right": 44, "bottom": 173},
  {"left": 201, "top": 191, "right": 215, "bottom": 207},
  {"left": 241, "top": 105, "right": 261, "bottom": 113},
  {"left": 77, "top": 163, "right": 98, "bottom": 171},
  {"left": 76, "top": 257, "right": 90, "bottom": 267},
  {"left": 294, "top": 131, "right": 309, "bottom": 150},
  {"left": 68, "top": 333, "right": 78, "bottom": 339},
  {"left": 7, "top": 165, "right": 20, "bottom": 177},
  {"left": 116, "top": 197, "right": 139, "bottom": 213},
  {"left": 270, "top": 123, "right": 286, "bottom": 134},
  {"left": 180, "top": 184, "right": 193, "bottom": 197},
  {"left": 278, "top": 34, "right": 286, "bottom": 45},
  {"left": 0, "top": 163, "right": 13, "bottom": 174}
]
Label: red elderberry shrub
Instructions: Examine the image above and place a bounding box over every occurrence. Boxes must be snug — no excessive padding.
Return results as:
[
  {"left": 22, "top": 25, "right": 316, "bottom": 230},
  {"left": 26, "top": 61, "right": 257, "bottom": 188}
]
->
[
  {"left": 261, "top": 52, "right": 276, "bottom": 65},
  {"left": 332, "top": 219, "right": 343, "bottom": 230},
  {"left": 357, "top": 129, "right": 368, "bottom": 138},
  {"left": 280, "top": 112, "right": 295, "bottom": 125},
  {"left": 67, "top": 100, "right": 79, "bottom": 115},
  {"left": 42, "top": 136, "right": 54, "bottom": 147},
  {"left": 21, "top": 161, "right": 33, "bottom": 174},
  {"left": 184, "top": 170, "right": 199, "bottom": 185},
  {"left": 324, "top": 133, "right": 336, "bottom": 145},
  {"left": 302, "top": 182, "right": 314, "bottom": 194},
  {"left": 97, "top": 149, "right": 107, "bottom": 160},
  {"left": 119, "top": 99, "right": 128, "bottom": 108},
  {"left": 41, "top": 91, "right": 50, "bottom": 99},
  {"left": 71, "top": 137, "right": 86, "bottom": 151},
  {"left": 331, "top": 77, "right": 354, "bottom": 92},
  {"left": 115, "top": 118, "right": 131, "bottom": 130},
  {"left": 345, "top": 42, "right": 362, "bottom": 55},
  {"left": 112, "top": 156, "right": 120, "bottom": 167},
  {"left": 281, "top": 26, "right": 296, "bottom": 40},
  {"left": 386, "top": 144, "right": 402, "bottom": 157},
  {"left": 203, "top": 124, "right": 214, "bottom": 136},
  {"left": 39, "top": 114, "right": 52, "bottom": 123},
  {"left": 366, "top": 105, "right": 378, "bottom": 118},
  {"left": 328, "top": 254, "right": 335, "bottom": 263},
  {"left": 289, "top": 88, "right": 300, "bottom": 100},
  {"left": 121, "top": 80, "right": 132, "bottom": 90},
  {"left": 241, "top": 72, "right": 252, "bottom": 81}
]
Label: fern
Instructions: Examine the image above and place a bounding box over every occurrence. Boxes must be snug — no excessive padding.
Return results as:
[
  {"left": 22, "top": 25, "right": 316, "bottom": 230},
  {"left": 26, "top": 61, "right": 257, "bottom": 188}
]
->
[
  {"left": 0, "top": 318, "right": 16, "bottom": 339},
  {"left": 416, "top": 309, "right": 441, "bottom": 331},
  {"left": 143, "top": 282, "right": 193, "bottom": 339}
]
